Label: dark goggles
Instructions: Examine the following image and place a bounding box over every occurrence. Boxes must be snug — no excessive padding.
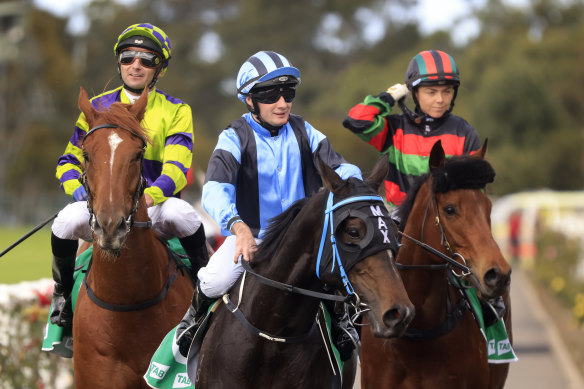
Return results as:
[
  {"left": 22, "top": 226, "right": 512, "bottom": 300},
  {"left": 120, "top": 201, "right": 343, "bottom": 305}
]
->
[
  {"left": 250, "top": 85, "right": 296, "bottom": 104},
  {"left": 118, "top": 50, "right": 162, "bottom": 68}
]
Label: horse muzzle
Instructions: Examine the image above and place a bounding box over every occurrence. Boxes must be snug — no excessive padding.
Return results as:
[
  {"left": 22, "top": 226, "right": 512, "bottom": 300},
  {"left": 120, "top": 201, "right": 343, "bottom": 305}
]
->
[
  {"left": 91, "top": 213, "right": 130, "bottom": 252},
  {"left": 369, "top": 303, "right": 415, "bottom": 338},
  {"left": 469, "top": 267, "right": 511, "bottom": 299}
]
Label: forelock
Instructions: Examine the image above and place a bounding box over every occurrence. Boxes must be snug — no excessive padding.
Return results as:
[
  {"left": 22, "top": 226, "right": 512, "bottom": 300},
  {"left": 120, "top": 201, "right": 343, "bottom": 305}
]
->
[{"left": 432, "top": 155, "right": 495, "bottom": 193}]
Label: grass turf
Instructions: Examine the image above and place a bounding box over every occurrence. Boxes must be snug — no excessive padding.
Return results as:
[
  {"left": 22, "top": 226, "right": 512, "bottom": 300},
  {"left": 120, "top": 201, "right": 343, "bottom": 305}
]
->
[{"left": 0, "top": 226, "right": 52, "bottom": 284}]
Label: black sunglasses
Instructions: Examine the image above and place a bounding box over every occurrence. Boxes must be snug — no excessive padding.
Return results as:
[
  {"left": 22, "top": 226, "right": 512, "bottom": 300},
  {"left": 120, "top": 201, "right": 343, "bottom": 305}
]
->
[
  {"left": 251, "top": 86, "right": 296, "bottom": 104},
  {"left": 118, "top": 50, "right": 162, "bottom": 68}
]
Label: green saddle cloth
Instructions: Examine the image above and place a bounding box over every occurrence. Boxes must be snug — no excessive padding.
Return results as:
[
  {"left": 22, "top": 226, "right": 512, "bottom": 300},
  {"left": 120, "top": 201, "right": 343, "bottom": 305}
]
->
[
  {"left": 143, "top": 302, "right": 344, "bottom": 389},
  {"left": 460, "top": 279, "right": 518, "bottom": 364},
  {"left": 41, "top": 238, "right": 188, "bottom": 358}
]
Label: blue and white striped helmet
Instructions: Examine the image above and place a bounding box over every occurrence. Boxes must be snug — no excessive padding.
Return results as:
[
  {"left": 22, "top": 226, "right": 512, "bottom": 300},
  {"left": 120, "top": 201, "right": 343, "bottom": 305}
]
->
[{"left": 236, "top": 51, "right": 301, "bottom": 102}]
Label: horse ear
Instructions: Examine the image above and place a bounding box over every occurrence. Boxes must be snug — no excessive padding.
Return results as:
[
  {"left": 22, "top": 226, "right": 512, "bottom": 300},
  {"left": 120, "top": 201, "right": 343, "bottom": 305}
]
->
[
  {"left": 365, "top": 157, "right": 389, "bottom": 192},
  {"left": 78, "top": 86, "right": 97, "bottom": 124},
  {"left": 429, "top": 140, "right": 445, "bottom": 172},
  {"left": 129, "top": 88, "right": 148, "bottom": 122},
  {"left": 318, "top": 157, "right": 345, "bottom": 194},
  {"left": 475, "top": 138, "right": 488, "bottom": 159}
]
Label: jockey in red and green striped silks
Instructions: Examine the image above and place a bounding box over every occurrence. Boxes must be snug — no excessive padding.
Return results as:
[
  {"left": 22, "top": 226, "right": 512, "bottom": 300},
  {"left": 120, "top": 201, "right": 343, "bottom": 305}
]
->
[{"left": 343, "top": 49, "right": 481, "bottom": 208}]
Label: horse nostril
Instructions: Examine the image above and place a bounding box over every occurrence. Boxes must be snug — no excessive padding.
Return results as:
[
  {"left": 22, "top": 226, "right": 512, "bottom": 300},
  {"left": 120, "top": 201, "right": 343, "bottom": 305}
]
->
[
  {"left": 383, "top": 306, "right": 404, "bottom": 326},
  {"left": 484, "top": 267, "right": 510, "bottom": 289},
  {"left": 117, "top": 216, "right": 128, "bottom": 233}
]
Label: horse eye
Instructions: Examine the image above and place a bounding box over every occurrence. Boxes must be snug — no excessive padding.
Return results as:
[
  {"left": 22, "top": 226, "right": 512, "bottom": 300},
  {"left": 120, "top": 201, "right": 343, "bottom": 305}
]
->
[
  {"left": 347, "top": 228, "right": 361, "bottom": 239},
  {"left": 83, "top": 152, "right": 90, "bottom": 163},
  {"left": 443, "top": 204, "right": 457, "bottom": 216}
]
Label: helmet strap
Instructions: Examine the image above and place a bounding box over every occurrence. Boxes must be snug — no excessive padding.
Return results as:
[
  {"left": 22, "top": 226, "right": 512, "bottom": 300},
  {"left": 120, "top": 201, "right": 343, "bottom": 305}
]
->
[
  {"left": 398, "top": 98, "right": 424, "bottom": 124},
  {"left": 448, "top": 86, "right": 459, "bottom": 113}
]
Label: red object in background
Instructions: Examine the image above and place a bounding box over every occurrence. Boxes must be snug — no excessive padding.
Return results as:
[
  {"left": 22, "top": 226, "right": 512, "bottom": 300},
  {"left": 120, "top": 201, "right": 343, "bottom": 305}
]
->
[
  {"left": 207, "top": 235, "right": 225, "bottom": 252},
  {"left": 34, "top": 286, "right": 53, "bottom": 307},
  {"left": 509, "top": 211, "right": 521, "bottom": 260},
  {"left": 186, "top": 166, "right": 195, "bottom": 187}
]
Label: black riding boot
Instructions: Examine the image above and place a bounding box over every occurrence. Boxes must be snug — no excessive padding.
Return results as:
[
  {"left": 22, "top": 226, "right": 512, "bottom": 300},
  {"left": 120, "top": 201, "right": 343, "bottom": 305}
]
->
[
  {"left": 49, "top": 232, "right": 78, "bottom": 328},
  {"left": 326, "top": 300, "right": 360, "bottom": 362},
  {"left": 176, "top": 282, "right": 214, "bottom": 358},
  {"left": 179, "top": 225, "right": 210, "bottom": 280}
]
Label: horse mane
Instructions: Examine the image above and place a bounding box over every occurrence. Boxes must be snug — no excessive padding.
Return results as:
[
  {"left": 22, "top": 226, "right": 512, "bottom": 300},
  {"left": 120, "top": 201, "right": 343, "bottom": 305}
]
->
[
  {"left": 396, "top": 154, "right": 495, "bottom": 230},
  {"left": 253, "top": 197, "right": 310, "bottom": 265},
  {"left": 94, "top": 101, "right": 151, "bottom": 145}
]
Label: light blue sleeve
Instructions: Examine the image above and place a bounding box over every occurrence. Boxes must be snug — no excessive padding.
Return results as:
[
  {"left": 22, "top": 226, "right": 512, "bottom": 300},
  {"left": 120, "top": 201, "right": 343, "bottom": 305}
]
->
[
  {"left": 202, "top": 128, "right": 242, "bottom": 235},
  {"left": 202, "top": 181, "right": 239, "bottom": 235}
]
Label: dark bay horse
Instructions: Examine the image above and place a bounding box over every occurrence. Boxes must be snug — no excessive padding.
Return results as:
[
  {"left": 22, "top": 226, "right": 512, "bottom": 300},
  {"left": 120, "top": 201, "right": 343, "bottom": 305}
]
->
[
  {"left": 360, "top": 140, "right": 513, "bottom": 389},
  {"left": 73, "top": 87, "right": 194, "bottom": 388},
  {"left": 191, "top": 157, "right": 415, "bottom": 389}
]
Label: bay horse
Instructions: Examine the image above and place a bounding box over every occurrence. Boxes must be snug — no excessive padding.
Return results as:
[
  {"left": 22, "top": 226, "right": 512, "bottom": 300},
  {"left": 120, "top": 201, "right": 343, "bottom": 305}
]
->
[
  {"left": 74, "top": 87, "right": 194, "bottom": 388},
  {"left": 190, "top": 157, "right": 415, "bottom": 389},
  {"left": 360, "top": 140, "right": 513, "bottom": 389}
]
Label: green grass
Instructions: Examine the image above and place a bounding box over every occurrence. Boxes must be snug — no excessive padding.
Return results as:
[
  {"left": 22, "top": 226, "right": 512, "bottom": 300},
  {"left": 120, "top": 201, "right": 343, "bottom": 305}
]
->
[{"left": 0, "top": 226, "right": 53, "bottom": 284}]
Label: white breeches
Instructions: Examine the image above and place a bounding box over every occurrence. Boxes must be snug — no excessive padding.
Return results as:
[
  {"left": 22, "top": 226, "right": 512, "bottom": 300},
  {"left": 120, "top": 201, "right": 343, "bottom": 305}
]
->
[
  {"left": 197, "top": 235, "right": 262, "bottom": 298},
  {"left": 51, "top": 197, "right": 202, "bottom": 241}
]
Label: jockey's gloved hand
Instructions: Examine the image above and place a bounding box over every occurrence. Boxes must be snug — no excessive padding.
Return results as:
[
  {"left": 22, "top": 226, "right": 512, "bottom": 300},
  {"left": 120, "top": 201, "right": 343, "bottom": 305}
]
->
[
  {"left": 386, "top": 83, "right": 409, "bottom": 102},
  {"left": 73, "top": 186, "right": 88, "bottom": 201}
]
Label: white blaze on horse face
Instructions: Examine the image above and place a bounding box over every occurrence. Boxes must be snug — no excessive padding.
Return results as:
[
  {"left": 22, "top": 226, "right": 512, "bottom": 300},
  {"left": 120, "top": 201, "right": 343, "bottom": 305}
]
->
[{"left": 108, "top": 132, "right": 124, "bottom": 203}]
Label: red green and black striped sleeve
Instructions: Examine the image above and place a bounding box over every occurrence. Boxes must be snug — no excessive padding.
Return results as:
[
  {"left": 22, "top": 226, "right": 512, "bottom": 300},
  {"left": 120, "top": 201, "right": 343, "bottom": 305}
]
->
[{"left": 342, "top": 93, "right": 395, "bottom": 152}]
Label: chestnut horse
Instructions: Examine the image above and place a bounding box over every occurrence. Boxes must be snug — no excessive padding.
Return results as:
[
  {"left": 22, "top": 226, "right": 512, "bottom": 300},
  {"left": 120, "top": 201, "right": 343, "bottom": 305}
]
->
[
  {"left": 190, "top": 157, "right": 415, "bottom": 389},
  {"left": 360, "top": 140, "right": 513, "bottom": 389},
  {"left": 74, "top": 87, "right": 194, "bottom": 388}
]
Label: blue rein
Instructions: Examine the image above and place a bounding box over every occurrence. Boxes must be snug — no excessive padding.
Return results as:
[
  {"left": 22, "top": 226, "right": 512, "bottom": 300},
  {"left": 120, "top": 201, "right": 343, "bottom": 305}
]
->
[{"left": 316, "top": 193, "right": 385, "bottom": 296}]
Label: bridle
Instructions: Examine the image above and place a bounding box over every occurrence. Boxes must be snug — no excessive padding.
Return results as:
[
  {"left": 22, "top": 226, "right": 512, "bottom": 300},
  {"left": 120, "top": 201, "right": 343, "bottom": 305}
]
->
[
  {"left": 395, "top": 188, "right": 475, "bottom": 340},
  {"left": 79, "top": 123, "right": 187, "bottom": 312},
  {"left": 397, "top": 191, "right": 471, "bottom": 278},
  {"left": 222, "top": 191, "right": 388, "bottom": 344},
  {"left": 80, "top": 123, "right": 151, "bottom": 232}
]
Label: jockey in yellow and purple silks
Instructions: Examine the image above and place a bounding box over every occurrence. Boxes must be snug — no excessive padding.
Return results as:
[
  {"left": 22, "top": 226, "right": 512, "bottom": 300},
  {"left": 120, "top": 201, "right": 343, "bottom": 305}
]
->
[{"left": 49, "top": 23, "right": 209, "bottom": 329}]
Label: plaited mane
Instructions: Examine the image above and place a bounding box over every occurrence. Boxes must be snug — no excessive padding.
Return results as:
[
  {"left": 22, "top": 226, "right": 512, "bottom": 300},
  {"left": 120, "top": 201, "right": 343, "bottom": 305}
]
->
[{"left": 431, "top": 155, "right": 495, "bottom": 193}]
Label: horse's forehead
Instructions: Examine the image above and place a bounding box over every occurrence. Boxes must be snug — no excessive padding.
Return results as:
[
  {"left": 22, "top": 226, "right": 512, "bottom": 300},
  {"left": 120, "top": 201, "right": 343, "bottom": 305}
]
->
[{"left": 84, "top": 127, "right": 140, "bottom": 153}]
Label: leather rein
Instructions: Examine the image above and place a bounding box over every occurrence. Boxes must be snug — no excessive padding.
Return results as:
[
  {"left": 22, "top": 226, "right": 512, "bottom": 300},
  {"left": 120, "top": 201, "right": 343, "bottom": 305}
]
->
[{"left": 221, "top": 193, "right": 382, "bottom": 345}]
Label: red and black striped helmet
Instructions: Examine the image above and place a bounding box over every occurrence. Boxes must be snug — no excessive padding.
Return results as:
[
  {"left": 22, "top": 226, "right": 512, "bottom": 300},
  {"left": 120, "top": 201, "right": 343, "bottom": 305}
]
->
[{"left": 405, "top": 50, "right": 460, "bottom": 91}]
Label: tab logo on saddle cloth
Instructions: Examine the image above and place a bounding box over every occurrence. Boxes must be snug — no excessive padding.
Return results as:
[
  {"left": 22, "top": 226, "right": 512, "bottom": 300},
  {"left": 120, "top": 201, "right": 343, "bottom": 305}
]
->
[
  {"left": 149, "top": 362, "right": 170, "bottom": 380},
  {"left": 488, "top": 339, "right": 496, "bottom": 355},
  {"left": 488, "top": 338, "right": 512, "bottom": 357},
  {"left": 173, "top": 373, "right": 192, "bottom": 388},
  {"left": 497, "top": 339, "right": 512, "bottom": 355},
  {"left": 370, "top": 205, "right": 392, "bottom": 244}
]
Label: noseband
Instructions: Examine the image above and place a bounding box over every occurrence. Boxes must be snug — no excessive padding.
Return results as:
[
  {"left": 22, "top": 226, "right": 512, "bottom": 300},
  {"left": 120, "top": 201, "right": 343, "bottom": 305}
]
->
[{"left": 80, "top": 123, "right": 151, "bottom": 232}]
